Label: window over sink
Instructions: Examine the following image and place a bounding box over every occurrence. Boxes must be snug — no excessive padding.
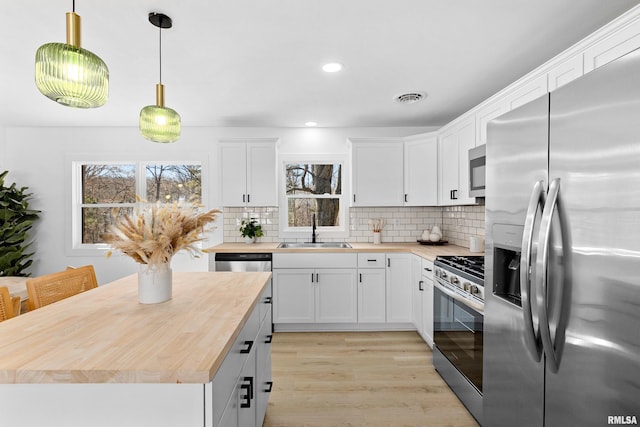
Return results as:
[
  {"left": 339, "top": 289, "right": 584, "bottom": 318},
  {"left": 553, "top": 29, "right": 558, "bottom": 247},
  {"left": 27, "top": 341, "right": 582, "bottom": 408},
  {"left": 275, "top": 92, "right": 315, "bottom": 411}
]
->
[{"left": 279, "top": 157, "right": 348, "bottom": 239}]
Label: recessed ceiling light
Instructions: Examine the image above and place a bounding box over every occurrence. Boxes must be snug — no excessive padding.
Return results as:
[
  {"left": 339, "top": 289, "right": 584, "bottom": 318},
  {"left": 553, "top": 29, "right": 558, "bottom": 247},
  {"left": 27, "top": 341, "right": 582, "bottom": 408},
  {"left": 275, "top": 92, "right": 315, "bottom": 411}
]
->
[
  {"left": 305, "top": 121, "right": 318, "bottom": 127},
  {"left": 322, "top": 62, "right": 343, "bottom": 73}
]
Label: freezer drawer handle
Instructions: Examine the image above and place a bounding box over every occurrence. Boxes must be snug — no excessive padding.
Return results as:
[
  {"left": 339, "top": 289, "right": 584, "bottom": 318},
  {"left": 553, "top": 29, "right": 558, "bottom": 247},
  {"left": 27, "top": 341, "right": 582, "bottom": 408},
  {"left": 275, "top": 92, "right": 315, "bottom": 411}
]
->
[
  {"left": 521, "top": 180, "right": 545, "bottom": 362},
  {"left": 535, "top": 178, "right": 572, "bottom": 374}
]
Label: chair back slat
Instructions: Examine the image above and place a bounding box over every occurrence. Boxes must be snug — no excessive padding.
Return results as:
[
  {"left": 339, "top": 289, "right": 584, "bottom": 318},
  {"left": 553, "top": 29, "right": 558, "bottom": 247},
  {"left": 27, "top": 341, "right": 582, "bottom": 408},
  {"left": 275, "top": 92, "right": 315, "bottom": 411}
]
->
[
  {"left": 26, "top": 265, "right": 98, "bottom": 311},
  {"left": 0, "top": 286, "right": 16, "bottom": 321}
]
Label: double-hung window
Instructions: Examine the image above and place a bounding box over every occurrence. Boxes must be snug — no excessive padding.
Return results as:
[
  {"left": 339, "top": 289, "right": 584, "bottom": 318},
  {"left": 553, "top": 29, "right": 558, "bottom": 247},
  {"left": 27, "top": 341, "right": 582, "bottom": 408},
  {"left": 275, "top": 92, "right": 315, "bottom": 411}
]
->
[
  {"left": 280, "top": 159, "right": 348, "bottom": 239},
  {"left": 72, "top": 161, "right": 202, "bottom": 251}
]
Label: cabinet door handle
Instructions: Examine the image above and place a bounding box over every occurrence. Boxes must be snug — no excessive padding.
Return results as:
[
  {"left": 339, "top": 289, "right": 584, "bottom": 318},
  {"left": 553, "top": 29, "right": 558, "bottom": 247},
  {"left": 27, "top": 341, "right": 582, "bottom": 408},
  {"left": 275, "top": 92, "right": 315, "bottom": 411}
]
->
[
  {"left": 247, "top": 194, "right": 251, "bottom": 203},
  {"left": 311, "top": 273, "right": 314, "bottom": 283},
  {"left": 387, "top": 258, "right": 391, "bottom": 268},
  {"left": 404, "top": 194, "right": 408, "bottom": 203},
  {"left": 419, "top": 280, "right": 424, "bottom": 291},
  {"left": 240, "top": 376, "right": 254, "bottom": 408},
  {"left": 265, "top": 381, "right": 274, "bottom": 393},
  {"left": 265, "top": 334, "right": 273, "bottom": 344},
  {"left": 452, "top": 189, "right": 458, "bottom": 200},
  {"left": 264, "top": 296, "right": 272, "bottom": 304},
  {"left": 240, "top": 340, "right": 254, "bottom": 354},
  {"left": 316, "top": 273, "right": 319, "bottom": 283},
  {"left": 353, "top": 194, "right": 356, "bottom": 203},
  {"left": 243, "top": 194, "right": 246, "bottom": 203},
  {"left": 359, "top": 273, "right": 363, "bottom": 283}
]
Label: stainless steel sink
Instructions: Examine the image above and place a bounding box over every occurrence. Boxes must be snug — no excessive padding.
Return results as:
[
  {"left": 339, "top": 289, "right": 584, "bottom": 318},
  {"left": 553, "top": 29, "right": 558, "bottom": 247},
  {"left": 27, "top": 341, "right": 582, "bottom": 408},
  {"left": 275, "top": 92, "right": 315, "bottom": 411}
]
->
[{"left": 277, "top": 242, "right": 352, "bottom": 249}]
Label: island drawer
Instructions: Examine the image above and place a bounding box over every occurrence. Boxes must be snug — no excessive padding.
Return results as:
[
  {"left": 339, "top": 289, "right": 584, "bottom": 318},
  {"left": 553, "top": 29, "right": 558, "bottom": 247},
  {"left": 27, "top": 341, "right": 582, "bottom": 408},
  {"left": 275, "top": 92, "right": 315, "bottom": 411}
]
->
[{"left": 210, "top": 303, "right": 260, "bottom": 426}]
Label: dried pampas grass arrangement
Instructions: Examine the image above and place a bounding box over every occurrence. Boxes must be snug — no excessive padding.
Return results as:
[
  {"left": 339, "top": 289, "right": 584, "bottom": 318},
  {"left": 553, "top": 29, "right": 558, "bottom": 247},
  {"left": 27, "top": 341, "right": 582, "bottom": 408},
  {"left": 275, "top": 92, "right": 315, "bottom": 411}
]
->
[{"left": 103, "top": 200, "right": 220, "bottom": 267}]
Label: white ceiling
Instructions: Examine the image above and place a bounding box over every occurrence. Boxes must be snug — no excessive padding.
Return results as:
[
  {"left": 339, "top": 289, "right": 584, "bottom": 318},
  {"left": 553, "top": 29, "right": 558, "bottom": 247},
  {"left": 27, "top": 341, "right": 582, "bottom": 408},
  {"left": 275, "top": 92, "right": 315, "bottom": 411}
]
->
[{"left": 2, "top": 0, "right": 639, "bottom": 128}]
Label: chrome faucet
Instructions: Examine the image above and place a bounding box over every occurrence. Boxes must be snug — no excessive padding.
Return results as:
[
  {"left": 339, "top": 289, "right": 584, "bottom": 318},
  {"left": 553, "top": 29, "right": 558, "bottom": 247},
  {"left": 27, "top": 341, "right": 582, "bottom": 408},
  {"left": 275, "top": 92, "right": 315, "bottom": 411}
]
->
[{"left": 312, "top": 213, "right": 317, "bottom": 243}]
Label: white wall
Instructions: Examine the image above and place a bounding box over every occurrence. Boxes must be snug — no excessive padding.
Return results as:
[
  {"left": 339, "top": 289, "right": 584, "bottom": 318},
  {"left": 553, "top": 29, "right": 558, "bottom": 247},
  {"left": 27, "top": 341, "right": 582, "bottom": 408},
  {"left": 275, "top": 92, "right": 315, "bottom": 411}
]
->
[{"left": 3, "top": 125, "right": 432, "bottom": 283}]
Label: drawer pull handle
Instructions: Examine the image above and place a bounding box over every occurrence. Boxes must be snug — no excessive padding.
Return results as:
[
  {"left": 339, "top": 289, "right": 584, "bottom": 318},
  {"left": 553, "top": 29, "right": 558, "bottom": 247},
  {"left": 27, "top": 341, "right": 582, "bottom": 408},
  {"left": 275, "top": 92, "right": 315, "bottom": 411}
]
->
[
  {"left": 265, "top": 381, "right": 274, "bottom": 393},
  {"left": 424, "top": 267, "right": 432, "bottom": 272},
  {"left": 367, "top": 259, "right": 376, "bottom": 262},
  {"left": 240, "top": 340, "right": 254, "bottom": 354},
  {"left": 240, "top": 376, "right": 254, "bottom": 408},
  {"left": 265, "top": 334, "right": 273, "bottom": 344},
  {"left": 265, "top": 296, "right": 272, "bottom": 304}
]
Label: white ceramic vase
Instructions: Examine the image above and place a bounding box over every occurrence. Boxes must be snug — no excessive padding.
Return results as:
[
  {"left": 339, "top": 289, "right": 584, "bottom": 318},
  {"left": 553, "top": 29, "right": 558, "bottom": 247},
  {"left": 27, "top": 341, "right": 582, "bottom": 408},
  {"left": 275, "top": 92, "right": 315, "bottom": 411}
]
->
[
  {"left": 373, "top": 231, "right": 381, "bottom": 244},
  {"left": 244, "top": 236, "right": 256, "bottom": 244},
  {"left": 138, "top": 262, "right": 172, "bottom": 304}
]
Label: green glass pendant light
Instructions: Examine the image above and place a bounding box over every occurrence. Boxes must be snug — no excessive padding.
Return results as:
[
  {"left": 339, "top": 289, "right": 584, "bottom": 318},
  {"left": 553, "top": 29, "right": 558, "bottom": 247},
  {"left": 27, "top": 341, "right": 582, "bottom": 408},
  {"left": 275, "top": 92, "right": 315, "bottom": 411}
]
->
[
  {"left": 140, "top": 12, "right": 181, "bottom": 143},
  {"left": 35, "top": 0, "right": 109, "bottom": 108}
]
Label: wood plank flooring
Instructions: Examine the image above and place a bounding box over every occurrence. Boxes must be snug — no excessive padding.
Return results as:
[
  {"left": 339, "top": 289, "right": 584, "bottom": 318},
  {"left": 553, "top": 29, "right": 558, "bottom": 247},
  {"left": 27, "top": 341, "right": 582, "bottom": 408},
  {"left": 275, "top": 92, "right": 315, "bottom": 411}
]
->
[{"left": 263, "top": 331, "right": 479, "bottom": 427}]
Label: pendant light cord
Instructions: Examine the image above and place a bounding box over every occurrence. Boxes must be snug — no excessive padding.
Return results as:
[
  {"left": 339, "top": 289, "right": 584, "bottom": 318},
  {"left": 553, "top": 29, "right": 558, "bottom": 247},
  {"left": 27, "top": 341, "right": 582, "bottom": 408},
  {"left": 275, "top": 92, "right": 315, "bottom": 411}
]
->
[
  {"left": 72, "top": 0, "right": 75, "bottom": 12},
  {"left": 158, "top": 18, "right": 163, "bottom": 84}
]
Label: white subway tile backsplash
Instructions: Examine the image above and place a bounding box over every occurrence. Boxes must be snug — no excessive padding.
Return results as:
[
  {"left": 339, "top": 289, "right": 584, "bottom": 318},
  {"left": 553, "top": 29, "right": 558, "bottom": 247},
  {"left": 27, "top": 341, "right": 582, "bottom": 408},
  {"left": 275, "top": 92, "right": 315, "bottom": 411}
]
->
[{"left": 222, "top": 203, "right": 485, "bottom": 247}]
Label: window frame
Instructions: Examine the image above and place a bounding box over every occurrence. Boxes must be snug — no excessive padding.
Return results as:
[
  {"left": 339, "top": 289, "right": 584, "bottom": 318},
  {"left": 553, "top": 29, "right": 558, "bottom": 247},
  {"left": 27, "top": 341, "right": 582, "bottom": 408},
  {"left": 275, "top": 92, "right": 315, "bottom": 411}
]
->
[
  {"left": 67, "top": 155, "right": 208, "bottom": 256},
  {"left": 278, "top": 154, "right": 349, "bottom": 240}
]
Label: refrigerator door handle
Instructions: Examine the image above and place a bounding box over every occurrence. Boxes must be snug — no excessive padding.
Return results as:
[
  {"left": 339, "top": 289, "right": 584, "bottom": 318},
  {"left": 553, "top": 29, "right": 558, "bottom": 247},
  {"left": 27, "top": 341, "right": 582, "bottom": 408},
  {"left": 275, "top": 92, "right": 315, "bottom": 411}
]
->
[
  {"left": 521, "top": 180, "right": 545, "bottom": 362},
  {"left": 535, "top": 178, "right": 571, "bottom": 374}
]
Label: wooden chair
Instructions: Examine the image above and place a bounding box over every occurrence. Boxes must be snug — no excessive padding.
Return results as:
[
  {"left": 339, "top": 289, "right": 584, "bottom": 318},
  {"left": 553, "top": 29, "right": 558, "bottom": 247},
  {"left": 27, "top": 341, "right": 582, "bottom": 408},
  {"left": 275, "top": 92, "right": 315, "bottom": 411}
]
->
[
  {"left": 0, "top": 286, "right": 20, "bottom": 321},
  {"left": 26, "top": 265, "right": 98, "bottom": 311}
]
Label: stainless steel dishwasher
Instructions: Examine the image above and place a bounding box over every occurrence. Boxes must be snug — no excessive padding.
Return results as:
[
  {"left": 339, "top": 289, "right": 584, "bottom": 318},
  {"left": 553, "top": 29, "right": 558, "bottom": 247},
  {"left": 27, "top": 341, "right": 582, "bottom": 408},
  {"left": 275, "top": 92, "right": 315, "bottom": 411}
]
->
[{"left": 214, "top": 252, "right": 272, "bottom": 272}]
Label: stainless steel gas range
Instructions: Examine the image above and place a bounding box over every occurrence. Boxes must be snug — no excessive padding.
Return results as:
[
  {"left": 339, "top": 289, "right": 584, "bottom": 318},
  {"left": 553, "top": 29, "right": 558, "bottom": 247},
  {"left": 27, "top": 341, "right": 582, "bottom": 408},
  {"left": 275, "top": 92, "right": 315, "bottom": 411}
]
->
[{"left": 432, "top": 255, "right": 484, "bottom": 425}]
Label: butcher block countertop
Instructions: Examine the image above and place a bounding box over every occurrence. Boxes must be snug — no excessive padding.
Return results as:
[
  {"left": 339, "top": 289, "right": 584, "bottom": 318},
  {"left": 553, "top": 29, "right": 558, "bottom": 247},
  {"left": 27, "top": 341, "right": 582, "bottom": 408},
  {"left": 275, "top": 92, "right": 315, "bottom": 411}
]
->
[
  {"left": 0, "top": 272, "right": 271, "bottom": 384},
  {"left": 204, "top": 242, "right": 482, "bottom": 261}
]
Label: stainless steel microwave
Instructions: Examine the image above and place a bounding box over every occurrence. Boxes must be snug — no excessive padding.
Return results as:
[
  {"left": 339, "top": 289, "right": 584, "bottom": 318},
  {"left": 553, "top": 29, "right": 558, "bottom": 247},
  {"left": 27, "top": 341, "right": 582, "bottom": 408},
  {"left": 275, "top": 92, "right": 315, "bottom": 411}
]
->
[{"left": 469, "top": 144, "right": 486, "bottom": 197}]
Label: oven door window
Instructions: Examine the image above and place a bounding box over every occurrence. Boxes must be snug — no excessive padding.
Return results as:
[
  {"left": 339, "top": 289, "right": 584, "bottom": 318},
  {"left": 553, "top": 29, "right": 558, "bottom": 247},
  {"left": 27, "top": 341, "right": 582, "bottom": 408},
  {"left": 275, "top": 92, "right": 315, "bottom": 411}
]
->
[{"left": 434, "top": 286, "right": 484, "bottom": 393}]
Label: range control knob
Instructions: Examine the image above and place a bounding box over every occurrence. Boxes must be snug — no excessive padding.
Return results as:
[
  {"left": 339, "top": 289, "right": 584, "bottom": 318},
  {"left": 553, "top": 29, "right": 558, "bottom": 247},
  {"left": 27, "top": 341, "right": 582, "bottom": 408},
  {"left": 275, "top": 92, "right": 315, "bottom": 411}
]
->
[
  {"left": 469, "top": 285, "right": 479, "bottom": 294},
  {"left": 463, "top": 282, "right": 471, "bottom": 292},
  {"left": 450, "top": 277, "right": 459, "bottom": 285}
]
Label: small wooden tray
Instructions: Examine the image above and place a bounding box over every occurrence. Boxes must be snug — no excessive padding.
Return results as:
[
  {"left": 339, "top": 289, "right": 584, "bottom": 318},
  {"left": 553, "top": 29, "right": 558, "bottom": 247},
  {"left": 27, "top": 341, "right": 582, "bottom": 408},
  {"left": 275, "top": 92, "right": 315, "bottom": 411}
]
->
[{"left": 417, "top": 239, "right": 448, "bottom": 246}]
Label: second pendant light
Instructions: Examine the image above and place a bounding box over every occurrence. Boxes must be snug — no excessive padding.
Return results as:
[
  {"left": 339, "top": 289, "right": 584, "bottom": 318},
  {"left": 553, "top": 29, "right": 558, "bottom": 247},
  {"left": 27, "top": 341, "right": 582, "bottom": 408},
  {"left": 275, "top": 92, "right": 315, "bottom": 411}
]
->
[{"left": 140, "top": 12, "right": 181, "bottom": 143}]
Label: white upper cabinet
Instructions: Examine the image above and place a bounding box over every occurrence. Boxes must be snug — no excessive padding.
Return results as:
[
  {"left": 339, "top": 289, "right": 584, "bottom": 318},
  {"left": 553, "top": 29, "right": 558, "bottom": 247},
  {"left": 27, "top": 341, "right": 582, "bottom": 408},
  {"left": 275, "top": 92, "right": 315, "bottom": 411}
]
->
[
  {"left": 438, "top": 116, "right": 477, "bottom": 206},
  {"left": 475, "top": 100, "right": 505, "bottom": 146},
  {"left": 403, "top": 133, "right": 438, "bottom": 206},
  {"left": 503, "top": 74, "right": 548, "bottom": 111},
  {"left": 219, "top": 140, "right": 277, "bottom": 207},
  {"left": 351, "top": 140, "right": 404, "bottom": 206},
  {"left": 584, "top": 17, "right": 640, "bottom": 72},
  {"left": 548, "top": 55, "right": 584, "bottom": 92}
]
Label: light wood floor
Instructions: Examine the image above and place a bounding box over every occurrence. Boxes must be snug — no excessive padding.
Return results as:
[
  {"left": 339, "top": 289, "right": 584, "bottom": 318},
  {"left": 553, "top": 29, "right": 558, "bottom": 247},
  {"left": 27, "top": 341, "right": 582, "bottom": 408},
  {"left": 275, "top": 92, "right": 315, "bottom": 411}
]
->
[{"left": 263, "top": 331, "right": 480, "bottom": 427}]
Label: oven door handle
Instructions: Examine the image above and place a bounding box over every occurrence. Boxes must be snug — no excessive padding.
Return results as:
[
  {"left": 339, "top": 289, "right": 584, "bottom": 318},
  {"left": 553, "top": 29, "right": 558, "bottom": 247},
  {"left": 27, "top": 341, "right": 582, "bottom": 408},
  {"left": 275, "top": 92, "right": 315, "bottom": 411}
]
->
[
  {"left": 434, "top": 280, "right": 484, "bottom": 314},
  {"left": 521, "top": 180, "right": 545, "bottom": 362}
]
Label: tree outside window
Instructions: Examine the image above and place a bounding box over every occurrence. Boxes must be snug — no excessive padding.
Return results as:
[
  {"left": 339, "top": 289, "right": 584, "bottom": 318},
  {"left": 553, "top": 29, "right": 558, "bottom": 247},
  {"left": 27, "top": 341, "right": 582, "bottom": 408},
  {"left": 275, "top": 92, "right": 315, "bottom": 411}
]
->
[
  {"left": 285, "top": 163, "right": 342, "bottom": 228},
  {"left": 78, "top": 162, "right": 201, "bottom": 244}
]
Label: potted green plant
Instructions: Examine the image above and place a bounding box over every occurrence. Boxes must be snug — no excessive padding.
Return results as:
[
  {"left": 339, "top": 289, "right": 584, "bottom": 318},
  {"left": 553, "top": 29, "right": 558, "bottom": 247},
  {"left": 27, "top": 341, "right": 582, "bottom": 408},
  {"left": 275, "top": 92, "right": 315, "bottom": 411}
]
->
[
  {"left": 0, "top": 171, "right": 40, "bottom": 277},
  {"left": 239, "top": 219, "right": 263, "bottom": 243}
]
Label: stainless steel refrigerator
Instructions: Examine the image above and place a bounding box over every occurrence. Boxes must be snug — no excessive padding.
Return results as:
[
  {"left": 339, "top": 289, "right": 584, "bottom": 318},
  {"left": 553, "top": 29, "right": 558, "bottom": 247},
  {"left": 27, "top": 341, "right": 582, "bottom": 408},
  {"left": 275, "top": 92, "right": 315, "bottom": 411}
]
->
[{"left": 484, "top": 47, "right": 640, "bottom": 427}]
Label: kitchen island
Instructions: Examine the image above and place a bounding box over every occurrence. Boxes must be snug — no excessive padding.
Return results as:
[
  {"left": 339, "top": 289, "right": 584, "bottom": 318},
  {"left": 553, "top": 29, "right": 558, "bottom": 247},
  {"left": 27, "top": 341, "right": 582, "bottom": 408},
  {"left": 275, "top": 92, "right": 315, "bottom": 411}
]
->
[{"left": 0, "top": 271, "right": 272, "bottom": 427}]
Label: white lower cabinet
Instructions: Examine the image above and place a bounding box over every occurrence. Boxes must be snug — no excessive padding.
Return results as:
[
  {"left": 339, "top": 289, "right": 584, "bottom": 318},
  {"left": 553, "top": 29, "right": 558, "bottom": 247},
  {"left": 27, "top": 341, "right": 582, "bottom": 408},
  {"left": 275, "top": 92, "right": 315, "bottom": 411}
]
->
[
  {"left": 419, "top": 258, "right": 434, "bottom": 348},
  {"left": 386, "top": 253, "right": 412, "bottom": 323},
  {"left": 210, "top": 284, "right": 272, "bottom": 427},
  {"left": 357, "top": 253, "right": 387, "bottom": 323},
  {"left": 273, "top": 253, "right": 358, "bottom": 324}
]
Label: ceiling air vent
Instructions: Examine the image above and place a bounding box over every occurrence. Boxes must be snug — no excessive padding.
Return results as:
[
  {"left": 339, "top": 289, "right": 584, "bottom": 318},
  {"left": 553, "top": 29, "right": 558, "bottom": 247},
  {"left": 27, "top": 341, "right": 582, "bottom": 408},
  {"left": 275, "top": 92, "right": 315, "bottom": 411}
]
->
[{"left": 394, "top": 92, "right": 427, "bottom": 104}]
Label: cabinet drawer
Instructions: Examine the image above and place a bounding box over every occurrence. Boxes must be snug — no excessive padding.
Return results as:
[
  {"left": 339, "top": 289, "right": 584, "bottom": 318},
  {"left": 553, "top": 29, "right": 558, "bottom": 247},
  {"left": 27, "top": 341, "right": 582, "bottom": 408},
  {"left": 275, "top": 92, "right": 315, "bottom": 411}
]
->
[
  {"left": 357, "top": 253, "right": 385, "bottom": 269},
  {"left": 210, "top": 304, "right": 259, "bottom": 426},
  {"left": 259, "top": 282, "right": 273, "bottom": 324},
  {"left": 421, "top": 258, "right": 434, "bottom": 278}
]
